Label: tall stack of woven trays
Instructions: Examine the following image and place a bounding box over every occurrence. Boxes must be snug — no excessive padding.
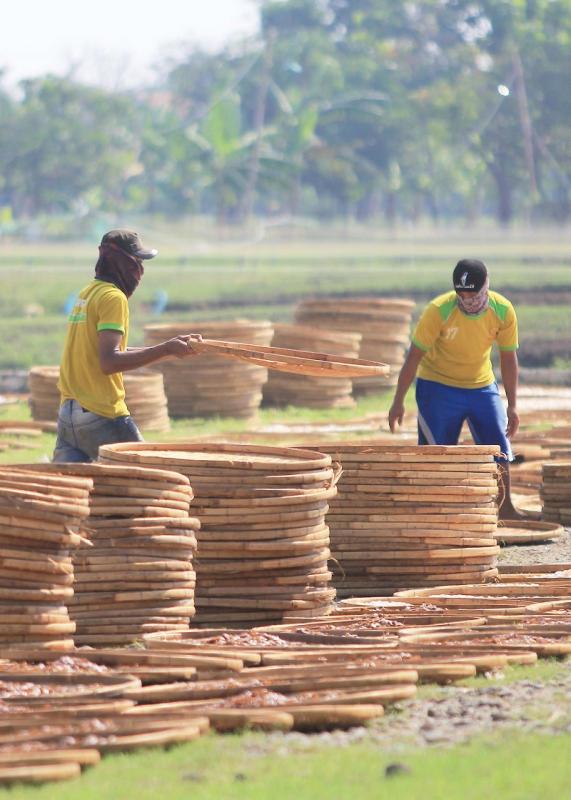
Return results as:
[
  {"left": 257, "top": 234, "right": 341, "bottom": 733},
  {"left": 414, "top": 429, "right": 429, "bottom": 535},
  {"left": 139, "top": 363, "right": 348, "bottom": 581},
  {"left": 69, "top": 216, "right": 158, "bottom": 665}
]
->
[
  {"left": 27, "top": 366, "right": 60, "bottom": 421},
  {"left": 144, "top": 320, "right": 274, "bottom": 419},
  {"left": 0, "top": 468, "right": 92, "bottom": 652},
  {"left": 262, "top": 324, "right": 362, "bottom": 409},
  {"left": 302, "top": 443, "right": 500, "bottom": 597},
  {"left": 295, "top": 298, "right": 415, "bottom": 394},
  {"left": 28, "top": 366, "right": 170, "bottom": 431},
  {"left": 541, "top": 461, "right": 571, "bottom": 524},
  {"left": 19, "top": 463, "right": 198, "bottom": 645},
  {"left": 99, "top": 443, "right": 337, "bottom": 626}
]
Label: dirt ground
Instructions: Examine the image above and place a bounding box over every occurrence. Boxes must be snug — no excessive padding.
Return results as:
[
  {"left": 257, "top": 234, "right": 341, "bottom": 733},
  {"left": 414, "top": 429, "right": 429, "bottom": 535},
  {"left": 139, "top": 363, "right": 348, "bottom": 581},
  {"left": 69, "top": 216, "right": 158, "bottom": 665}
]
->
[{"left": 499, "top": 528, "right": 571, "bottom": 567}]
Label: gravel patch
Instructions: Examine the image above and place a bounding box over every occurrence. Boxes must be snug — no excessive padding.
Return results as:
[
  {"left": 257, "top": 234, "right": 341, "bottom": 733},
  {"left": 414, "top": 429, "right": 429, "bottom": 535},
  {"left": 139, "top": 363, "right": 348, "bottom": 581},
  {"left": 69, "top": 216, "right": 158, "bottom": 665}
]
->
[
  {"left": 252, "top": 663, "right": 571, "bottom": 756},
  {"left": 372, "top": 669, "right": 571, "bottom": 748},
  {"left": 499, "top": 527, "right": 571, "bottom": 567}
]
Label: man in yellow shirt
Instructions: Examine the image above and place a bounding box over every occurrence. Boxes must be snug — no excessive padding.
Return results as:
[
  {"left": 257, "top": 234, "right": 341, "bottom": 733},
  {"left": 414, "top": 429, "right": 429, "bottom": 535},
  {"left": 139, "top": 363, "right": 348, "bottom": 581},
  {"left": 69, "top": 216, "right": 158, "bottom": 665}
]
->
[
  {"left": 54, "top": 229, "right": 200, "bottom": 462},
  {"left": 388, "top": 259, "right": 521, "bottom": 519}
]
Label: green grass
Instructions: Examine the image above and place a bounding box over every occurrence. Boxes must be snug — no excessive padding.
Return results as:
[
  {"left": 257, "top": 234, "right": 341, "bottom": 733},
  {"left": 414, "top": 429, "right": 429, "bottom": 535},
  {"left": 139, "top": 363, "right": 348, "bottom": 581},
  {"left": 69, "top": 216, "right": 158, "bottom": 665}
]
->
[
  {"left": 1, "top": 302, "right": 568, "bottom": 369},
  {"left": 0, "top": 402, "right": 55, "bottom": 464},
  {"left": 412, "top": 661, "right": 571, "bottom": 703},
  {"left": 517, "top": 305, "right": 571, "bottom": 342},
  {"left": 0, "top": 389, "right": 399, "bottom": 465},
  {"left": 4, "top": 729, "right": 571, "bottom": 800},
  {"left": 1, "top": 232, "right": 571, "bottom": 368},
  {"left": 2, "top": 257, "right": 571, "bottom": 320},
  {"left": 453, "top": 659, "right": 571, "bottom": 689}
]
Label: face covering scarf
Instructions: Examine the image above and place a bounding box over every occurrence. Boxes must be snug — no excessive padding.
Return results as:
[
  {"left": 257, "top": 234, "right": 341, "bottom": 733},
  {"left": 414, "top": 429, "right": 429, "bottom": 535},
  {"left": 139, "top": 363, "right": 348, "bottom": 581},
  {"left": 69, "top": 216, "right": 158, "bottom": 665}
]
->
[
  {"left": 456, "top": 277, "right": 490, "bottom": 316},
  {"left": 95, "top": 243, "right": 144, "bottom": 298}
]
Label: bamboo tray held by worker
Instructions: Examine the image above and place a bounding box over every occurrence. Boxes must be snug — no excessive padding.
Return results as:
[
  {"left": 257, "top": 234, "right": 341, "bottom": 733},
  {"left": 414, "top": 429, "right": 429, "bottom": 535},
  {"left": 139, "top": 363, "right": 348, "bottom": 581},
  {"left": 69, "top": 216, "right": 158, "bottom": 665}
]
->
[{"left": 191, "top": 339, "right": 390, "bottom": 378}]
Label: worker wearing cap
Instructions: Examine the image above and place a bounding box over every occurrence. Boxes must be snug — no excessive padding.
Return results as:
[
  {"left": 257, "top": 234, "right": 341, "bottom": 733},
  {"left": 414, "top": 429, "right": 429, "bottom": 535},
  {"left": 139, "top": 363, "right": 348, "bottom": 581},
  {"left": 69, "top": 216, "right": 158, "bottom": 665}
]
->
[
  {"left": 53, "top": 229, "right": 200, "bottom": 463},
  {"left": 388, "top": 259, "right": 521, "bottom": 519}
]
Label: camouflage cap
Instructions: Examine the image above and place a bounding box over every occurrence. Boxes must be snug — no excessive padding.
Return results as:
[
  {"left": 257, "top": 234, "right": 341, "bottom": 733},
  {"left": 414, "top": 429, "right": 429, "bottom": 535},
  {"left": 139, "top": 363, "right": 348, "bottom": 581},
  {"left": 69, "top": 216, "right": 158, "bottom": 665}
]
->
[{"left": 100, "top": 229, "right": 158, "bottom": 260}]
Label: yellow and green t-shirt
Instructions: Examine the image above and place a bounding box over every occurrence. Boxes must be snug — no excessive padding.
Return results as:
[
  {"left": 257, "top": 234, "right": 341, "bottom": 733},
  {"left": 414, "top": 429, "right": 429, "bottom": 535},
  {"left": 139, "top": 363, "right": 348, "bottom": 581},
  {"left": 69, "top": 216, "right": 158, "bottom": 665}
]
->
[
  {"left": 58, "top": 280, "right": 129, "bottom": 417},
  {"left": 412, "top": 290, "right": 518, "bottom": 389}
]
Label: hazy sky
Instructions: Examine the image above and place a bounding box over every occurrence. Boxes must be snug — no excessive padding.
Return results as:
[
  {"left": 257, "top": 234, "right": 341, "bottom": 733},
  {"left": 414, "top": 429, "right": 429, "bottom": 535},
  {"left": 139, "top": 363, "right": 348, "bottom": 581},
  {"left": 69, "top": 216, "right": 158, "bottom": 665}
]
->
[{"left": 0, "top": 0, "right": 259, "bottom": 88}]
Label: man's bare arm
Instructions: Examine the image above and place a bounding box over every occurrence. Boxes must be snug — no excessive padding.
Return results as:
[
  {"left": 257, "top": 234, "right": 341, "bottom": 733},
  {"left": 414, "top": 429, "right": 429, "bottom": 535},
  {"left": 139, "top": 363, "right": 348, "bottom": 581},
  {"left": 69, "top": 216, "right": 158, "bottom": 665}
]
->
[
  {"left": 99, "top": 331, "right": 201, "bottom": 375},
  {"left": 499, "top": 349, "right": 519, "bottom": 439},
  {"left": 388, "top": 344, "right": 425, "bottom": 433}
]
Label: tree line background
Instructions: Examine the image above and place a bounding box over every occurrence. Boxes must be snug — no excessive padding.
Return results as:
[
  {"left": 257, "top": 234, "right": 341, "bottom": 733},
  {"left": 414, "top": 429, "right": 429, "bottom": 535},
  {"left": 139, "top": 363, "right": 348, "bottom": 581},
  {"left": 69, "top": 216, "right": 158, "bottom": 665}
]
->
[{"left": 1, "top": 0, "right": 570, "bottom": 230}]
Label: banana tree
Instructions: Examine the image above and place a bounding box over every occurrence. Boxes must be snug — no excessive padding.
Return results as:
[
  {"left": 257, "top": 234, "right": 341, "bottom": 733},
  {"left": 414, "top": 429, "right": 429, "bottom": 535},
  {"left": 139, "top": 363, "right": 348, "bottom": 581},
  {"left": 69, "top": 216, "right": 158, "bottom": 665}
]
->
[{"left": 185, "top": 93, "right": 291, "bottom": 221}]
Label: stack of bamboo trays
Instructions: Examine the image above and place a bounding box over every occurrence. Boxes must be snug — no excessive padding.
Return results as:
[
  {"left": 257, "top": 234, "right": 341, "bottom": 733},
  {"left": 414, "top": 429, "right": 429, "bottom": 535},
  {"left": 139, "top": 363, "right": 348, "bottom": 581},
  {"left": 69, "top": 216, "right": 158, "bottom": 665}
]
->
[
  {"left": 0, "top": 657, "right": 207, "bottom": 787},
  {"left": 295, "top": 298, "right": 414, "bottom": 394},
  {"left": 262, "top": 324, "right": 362, "bottom": 409},
  {"left": 27, "top": 366, "right": 170, "bottom": 431},
  {"left": 392, "top": 580, "right": 571, "bottom": 617},
  {"left": 119, "top": 370, "right": 170, "bottom": 431},
  {"left": 541, "top": 461, "right": 571, "bottom": 524},
  {"left": 28, "top": 366, "right": 60, "bottom": 422},
  {"left": 0, "top": 468, "right": 92, "bottom": 652},
  {"left": 21, "top": 463, "right": 198, "bottom": 646},
  {"left": 144, "top": 320, "right": 274, "bottom": 418},
  {"left": 98, "top": 442, "right": 337, "bottom": 626},
  {"left": 302, "top": 443, "right": 500, "bottom": 597}
]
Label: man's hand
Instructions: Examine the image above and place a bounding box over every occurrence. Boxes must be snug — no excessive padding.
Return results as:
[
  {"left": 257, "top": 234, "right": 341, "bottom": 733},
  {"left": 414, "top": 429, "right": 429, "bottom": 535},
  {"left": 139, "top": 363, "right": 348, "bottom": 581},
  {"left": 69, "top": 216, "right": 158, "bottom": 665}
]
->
[
  {"left": 165, "top": 335, "right": 201, "bottom": 359},
  {"left": 184, "top": 333, "right": 203, "bottom": 354},
  {"left": 506, "top": 406, "right": 519, "bottom": 439},
  {"left": 388, "top": 400, "right": 405, "bottom": 433}
]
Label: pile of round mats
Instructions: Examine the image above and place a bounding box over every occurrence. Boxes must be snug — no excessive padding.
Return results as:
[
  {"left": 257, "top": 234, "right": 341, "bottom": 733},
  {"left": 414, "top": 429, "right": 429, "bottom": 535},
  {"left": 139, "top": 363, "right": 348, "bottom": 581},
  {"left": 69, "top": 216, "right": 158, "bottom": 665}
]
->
[
  {"left": 144, "top": 320, "right": 274, "bottom": 418},
  {"left": 19, "top": 463, "right": 198, "bottom": 646},
  {"left": 541, "top": 461, "right": 571, "bottom": 524},
  {"left": 0, "top": 468, "right": 91, "bottom": 652},
  {"left": 262, "top": 324, "right": 362, "bottom": 409},
  {"left": 119, "top": 370, "right": 170, "bottom": 432},
  {"left": 302, "top": 443, "right": 500, "bottom": 597},
  {"left": 27, "top": 366, "right": 170, "bottom": 431},
  {"left": 98, "top": 442, "right": 337, "bottom": 626},
  {"left": 27, "top": 366, "right": 60, "bottom": 421},
  {"left": 294, "top": 298, "right": 415, "bottom": 394}
]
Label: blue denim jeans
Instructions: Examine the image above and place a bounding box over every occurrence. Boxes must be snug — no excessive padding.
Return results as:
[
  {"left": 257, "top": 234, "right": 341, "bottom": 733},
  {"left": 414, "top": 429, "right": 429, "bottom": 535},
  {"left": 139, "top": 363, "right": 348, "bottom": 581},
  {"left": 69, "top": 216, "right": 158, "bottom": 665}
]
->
[{"left": 53, "top": 399, "right": 143, "bottom": 463}]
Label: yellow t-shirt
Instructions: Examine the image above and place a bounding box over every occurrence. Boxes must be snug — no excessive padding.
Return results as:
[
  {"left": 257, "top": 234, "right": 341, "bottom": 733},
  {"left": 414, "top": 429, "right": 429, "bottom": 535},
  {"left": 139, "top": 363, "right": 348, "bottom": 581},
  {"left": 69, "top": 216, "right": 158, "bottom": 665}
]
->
[
  {"left": 412, "top": 290, "right": 518, "bottom": 389},
  {"left": 58, "top": 280, "right": 129, "bottom": 417}
]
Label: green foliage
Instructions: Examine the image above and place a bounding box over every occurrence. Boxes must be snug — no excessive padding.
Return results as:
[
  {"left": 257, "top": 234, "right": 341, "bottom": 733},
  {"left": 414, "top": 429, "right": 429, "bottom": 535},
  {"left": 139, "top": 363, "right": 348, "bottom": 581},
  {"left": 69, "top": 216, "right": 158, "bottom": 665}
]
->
[
  {"left": 2, "top": 3, "right": 571, "bottom": 225},
  {"left": 0, "top": 77, "right": 139, "bottom": 217}
]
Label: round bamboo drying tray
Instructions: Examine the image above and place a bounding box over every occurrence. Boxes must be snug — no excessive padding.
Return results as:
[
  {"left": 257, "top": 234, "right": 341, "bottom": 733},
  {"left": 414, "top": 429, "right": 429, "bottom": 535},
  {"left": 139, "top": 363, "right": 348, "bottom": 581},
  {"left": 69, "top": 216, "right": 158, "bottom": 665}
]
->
[
  {"left": 144, "top": 320, "right": 274, "bottom": 419},
  {"left": 496, "top": 520, "right": 564, "bottom": 545},
  {"left": 190, "top": 339, "right": 389, "bottom": 378}
]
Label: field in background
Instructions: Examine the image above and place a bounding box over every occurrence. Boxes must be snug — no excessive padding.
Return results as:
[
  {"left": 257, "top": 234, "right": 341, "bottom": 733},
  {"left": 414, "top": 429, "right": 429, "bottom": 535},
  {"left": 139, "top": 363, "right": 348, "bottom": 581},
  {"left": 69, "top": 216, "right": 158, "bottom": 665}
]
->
[
  {"left": 1, "top": 225, "right": 570, "bottom": 370},
  {"left": 0, "top": 390, "right": 400, "bottom": 466}
]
